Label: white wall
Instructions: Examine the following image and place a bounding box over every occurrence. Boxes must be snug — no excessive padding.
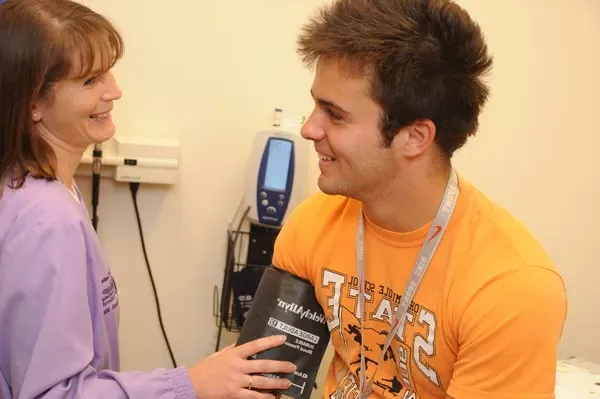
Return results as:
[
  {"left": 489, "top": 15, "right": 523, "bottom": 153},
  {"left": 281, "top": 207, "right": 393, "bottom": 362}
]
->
[
  {"left": 450, "top": 0, "right": 600, "bottom": 362},
  {"left": 74, "top": 0, "right": 600, "bottom": 379}
]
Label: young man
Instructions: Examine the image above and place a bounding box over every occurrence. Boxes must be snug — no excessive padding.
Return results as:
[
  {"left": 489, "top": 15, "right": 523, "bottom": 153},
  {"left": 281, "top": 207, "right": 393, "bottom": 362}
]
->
[{"left": 272, "top": 0, "right": 567, "bottom": 398}]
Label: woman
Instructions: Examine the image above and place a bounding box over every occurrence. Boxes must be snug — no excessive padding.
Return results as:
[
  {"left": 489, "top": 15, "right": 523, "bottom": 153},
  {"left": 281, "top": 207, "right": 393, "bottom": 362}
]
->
[{"left": 0, "top": 0, "right": 295, "bottom": 398}]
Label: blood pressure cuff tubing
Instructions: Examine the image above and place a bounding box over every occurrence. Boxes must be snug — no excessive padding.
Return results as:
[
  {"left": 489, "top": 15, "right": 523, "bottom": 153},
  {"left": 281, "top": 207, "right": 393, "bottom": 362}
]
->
[{"left": 236, "top": 265, "right": 330, "bottom": 399}]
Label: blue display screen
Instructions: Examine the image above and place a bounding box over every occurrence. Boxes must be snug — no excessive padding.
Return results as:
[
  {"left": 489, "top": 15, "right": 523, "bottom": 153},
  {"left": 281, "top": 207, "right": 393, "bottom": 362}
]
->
[{"left": 263, "top": 139, "right": 292, "bottom": 192}]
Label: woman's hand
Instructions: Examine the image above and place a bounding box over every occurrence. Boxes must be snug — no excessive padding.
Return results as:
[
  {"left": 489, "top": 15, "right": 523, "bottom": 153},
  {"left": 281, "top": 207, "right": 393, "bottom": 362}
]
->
[{"left": 188, "top": 335, "right": 296, "bottom": 399}]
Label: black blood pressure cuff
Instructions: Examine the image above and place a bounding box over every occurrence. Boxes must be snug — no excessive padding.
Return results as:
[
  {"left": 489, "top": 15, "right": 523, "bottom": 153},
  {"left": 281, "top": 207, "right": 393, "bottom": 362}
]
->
[{"left": 236, "top": 266, "right": 330, "bottom": 399}]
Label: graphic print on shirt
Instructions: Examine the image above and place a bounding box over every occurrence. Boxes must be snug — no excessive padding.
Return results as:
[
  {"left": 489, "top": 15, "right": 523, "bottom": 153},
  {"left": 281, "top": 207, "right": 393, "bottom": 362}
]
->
[
  {"left": 101, "top": 271, "right": 119, "bottom": 315},
  {"left": 322, "top": 268, "right": 442, "bottom": 398}
]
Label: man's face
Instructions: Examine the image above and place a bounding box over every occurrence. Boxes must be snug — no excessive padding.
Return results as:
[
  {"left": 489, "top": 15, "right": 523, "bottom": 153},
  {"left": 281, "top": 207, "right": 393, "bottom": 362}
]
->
[{"left": 301, "top": 57, "right": 399, "bottom": 199}]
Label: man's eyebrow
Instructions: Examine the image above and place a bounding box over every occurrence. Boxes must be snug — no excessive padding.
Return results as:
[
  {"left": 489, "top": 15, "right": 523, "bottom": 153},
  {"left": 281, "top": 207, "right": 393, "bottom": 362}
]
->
[{"left": 310, "top": 89, "right": 350, "bottom": 115}]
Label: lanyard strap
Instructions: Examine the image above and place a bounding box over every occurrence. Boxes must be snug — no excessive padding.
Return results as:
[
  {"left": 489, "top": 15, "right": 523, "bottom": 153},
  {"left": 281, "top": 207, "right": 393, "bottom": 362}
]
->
[{"left": 356, "top": 169, "right": 459, "bottom": 397}]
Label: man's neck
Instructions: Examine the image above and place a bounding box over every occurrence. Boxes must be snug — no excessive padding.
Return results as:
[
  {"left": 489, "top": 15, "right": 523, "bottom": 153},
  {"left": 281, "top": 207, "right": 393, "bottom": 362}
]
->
[
  {"left": 361, "top": 163, "right": 452, "bottom": 233},
  {"left": 37, "top": 128, "right": 86, "bottom": 190}
]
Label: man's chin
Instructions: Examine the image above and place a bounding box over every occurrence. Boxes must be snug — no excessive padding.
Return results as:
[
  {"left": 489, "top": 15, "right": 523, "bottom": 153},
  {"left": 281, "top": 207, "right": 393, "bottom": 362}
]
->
[{"left": 318, "top": 176, "right": 344, "bottom": 196}]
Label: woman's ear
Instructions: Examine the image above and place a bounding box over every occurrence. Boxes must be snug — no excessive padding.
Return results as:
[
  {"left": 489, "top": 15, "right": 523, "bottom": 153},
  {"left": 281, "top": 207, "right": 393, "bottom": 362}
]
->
[{"left": 32, "top": 99, "right": 44, "bottom": 122}]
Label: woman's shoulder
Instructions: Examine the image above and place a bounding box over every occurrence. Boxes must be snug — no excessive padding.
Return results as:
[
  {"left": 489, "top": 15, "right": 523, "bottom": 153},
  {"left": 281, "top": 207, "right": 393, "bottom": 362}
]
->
[{"left": 0, "top": 176, "right": 86, "bottom": 245}]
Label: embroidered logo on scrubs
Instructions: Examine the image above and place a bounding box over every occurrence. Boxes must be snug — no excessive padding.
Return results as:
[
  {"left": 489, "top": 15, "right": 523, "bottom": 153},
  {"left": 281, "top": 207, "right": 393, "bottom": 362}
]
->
[{"left": 101, "top": 272, "right": 119, "bottom": 315}]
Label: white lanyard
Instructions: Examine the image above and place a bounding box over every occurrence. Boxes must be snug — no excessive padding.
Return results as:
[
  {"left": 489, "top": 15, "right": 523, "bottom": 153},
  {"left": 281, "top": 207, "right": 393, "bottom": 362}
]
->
[{"left": 355, "top": 169, "right": 459, "bottom": 398}]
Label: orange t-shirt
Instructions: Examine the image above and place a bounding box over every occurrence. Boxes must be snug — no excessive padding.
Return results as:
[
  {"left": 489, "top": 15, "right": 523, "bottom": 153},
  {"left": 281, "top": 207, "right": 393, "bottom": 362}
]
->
[{"left": 273, "top": 175, "right": 567, "bottom": 399}]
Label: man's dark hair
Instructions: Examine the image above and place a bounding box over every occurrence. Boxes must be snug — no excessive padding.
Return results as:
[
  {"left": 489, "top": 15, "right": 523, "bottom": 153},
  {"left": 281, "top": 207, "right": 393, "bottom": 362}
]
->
[{"left": 297, "top": 0, "right": 493, "bottom": 158}]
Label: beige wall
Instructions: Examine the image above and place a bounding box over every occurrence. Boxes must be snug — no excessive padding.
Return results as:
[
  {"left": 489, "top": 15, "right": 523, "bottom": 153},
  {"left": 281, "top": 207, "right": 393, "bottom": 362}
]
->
[{"left": 74, "top": 0, "right": 600, "bottom": 386}]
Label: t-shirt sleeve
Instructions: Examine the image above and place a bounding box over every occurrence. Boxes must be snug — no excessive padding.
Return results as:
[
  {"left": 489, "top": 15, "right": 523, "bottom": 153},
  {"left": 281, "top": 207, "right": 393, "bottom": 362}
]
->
[
  {"left": 0, "top": 222, "right": 195, "bottom": 399},
  {"left": 272, "top": 198, "right": 312, "bottom": 281},
  {"left": 447, "top": 265, "right": 567, "bottom": 399}
]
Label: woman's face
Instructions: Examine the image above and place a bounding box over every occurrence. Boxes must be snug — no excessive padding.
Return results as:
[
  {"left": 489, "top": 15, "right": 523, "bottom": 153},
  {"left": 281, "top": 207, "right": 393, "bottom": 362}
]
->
[{"left": 33, "top": 67, "right": 123, "bottom": 149}]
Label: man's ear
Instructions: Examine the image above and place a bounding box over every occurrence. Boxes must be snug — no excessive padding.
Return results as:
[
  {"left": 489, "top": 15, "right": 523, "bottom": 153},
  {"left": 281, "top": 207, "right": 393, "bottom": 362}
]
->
[{"left": 394, "top": 119, "right": 436, "bottom": 159}]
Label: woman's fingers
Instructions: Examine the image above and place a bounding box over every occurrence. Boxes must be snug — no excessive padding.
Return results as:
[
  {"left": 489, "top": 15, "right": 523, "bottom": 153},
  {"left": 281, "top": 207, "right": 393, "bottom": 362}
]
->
[
  {"left": 235, "top": 374, "right": 290, "bottom": 399},
  {"left": 235, "top": 335, "right": 288, "bottom": 358},
  {"left": 244, "top": 358, "right": 296, "bottom": 375},
  {"left": 219, "top": 344, "right": 235, "bottom": 353},
  {"left": 232, "top": 335, "right": 296, "bottom": 399},
  {"left": 245, "top": 374, "right": 292, "bottom": 391},
  {"left": 238, "top": 390, "right": 277, "bottom": 399}
]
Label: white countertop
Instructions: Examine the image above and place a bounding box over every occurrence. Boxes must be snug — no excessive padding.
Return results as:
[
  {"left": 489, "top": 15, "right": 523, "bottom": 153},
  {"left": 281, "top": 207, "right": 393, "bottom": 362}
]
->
[{"left": 556, "top": 357, "right": 600, "bottom": 398}]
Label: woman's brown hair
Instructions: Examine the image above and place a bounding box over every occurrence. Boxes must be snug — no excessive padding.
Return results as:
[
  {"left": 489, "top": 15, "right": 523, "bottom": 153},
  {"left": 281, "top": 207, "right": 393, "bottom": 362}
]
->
[{"left": 0, "top": 0, "right": 124, "bottom": 191}]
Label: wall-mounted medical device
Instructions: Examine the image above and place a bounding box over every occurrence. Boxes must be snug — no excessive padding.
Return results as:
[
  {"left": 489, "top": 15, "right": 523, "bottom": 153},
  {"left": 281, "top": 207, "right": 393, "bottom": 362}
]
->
[
  {"left": 77, "top": 135, "right": 180, "bottom": 185},
  {"left": 243, "top": 129, "right": 309, "bottom": 227}
]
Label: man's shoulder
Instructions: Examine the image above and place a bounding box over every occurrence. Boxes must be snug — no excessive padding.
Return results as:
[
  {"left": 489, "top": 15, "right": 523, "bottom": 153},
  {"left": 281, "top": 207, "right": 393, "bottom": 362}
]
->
[
  {"left": 284, "top": 190, "right": 357, "bottom": 232},
  {"left": 456, "top": 177, "right": 561, "bottom": 280},
  {"left": 274, "top": 191, "right": 357, "bottom": 280},
  {"left": 277, "top": 190, "right": 358, "bottom": 252},
  {"left": 448, "top": 178, "right": 566, "bottom": 334}
]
